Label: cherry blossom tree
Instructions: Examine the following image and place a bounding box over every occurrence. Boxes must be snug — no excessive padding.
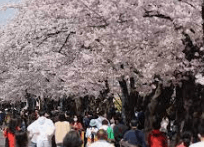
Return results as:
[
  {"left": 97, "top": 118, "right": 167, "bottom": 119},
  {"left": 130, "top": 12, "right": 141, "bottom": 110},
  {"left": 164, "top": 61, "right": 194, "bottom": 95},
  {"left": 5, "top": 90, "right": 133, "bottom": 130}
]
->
[{"left": 0, "top": 0, "right": 203, "bottom": 124}]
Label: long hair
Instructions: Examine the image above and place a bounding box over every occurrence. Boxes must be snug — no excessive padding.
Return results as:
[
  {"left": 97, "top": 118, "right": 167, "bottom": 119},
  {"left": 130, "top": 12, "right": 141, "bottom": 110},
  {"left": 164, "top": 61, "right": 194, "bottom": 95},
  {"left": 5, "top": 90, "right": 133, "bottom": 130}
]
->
[
  {"left": 63, "top": 130, "right": 83, "bottom": 147},
  {"left": 8, "top": 118, "right": 18, "bottom": 134},
  {"left": 58, "top": 112, "right": 66, "bottom": 121},
  {"left": 181, "top": 131, "right": 192, "bottom": 147}
]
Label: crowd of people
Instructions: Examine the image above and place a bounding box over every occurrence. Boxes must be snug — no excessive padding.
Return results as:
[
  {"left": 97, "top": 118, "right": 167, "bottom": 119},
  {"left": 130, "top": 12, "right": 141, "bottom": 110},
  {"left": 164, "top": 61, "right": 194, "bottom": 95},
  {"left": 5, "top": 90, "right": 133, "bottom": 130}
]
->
[{"left": 0, "top": 107, "right": 204, "bottom": 147}]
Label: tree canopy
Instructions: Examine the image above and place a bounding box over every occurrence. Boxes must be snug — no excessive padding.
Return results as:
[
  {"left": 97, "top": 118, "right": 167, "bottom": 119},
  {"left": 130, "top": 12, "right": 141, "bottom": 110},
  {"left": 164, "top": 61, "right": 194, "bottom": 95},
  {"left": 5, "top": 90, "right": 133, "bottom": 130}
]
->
[{"left": 0, "top": 0, "right": 203, "bottom": 101}]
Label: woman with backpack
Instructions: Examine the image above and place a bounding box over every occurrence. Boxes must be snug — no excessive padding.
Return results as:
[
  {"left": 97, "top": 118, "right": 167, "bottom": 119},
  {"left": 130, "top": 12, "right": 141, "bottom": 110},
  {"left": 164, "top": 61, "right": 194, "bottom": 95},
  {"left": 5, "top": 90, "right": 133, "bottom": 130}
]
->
[{"left": 85, "top": 119, "right": 99, "bottom": 147}]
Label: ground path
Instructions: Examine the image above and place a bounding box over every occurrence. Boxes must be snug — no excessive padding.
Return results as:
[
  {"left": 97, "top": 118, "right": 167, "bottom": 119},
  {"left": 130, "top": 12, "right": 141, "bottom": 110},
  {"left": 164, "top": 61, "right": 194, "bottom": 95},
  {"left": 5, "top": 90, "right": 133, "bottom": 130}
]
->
[{"left": 0, "top": 131, "right": 5, "bottom": 147}]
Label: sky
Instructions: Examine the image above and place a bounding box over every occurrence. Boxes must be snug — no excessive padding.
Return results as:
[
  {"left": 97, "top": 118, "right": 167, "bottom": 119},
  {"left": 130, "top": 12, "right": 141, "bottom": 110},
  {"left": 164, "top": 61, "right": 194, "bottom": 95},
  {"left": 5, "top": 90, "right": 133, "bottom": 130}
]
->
[{"left": 0, "top": 0, "right": 21, "bottom": 26}]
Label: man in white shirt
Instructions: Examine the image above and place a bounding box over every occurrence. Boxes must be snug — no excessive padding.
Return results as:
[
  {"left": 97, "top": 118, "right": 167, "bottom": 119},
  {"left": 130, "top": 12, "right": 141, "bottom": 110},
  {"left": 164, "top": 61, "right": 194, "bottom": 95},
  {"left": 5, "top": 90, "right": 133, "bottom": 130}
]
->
[
  {"left": 95, "top": 111, "right": 110, "bottom": 129},
  {"left": 27, "top": 111, "right": 55, "bottom": 147},
  {"left": 190, "top": 123, "right": 204, "bottom": 147}
]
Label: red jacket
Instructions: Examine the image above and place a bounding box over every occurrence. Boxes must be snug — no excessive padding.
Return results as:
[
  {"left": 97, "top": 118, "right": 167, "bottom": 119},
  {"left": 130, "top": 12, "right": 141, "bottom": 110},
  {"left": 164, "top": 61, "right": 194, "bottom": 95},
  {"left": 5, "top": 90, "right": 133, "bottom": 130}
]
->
[
  {"left": 148, "top": 129, "right": 168, "bottom": 147},
  {"left": 4, "top": 130, "right": 15, "bottom": 147},
  {"left": 71, "top": 122, "right": 83, "bottom": 131},
  {"left": 4, "top": 127, "right": 20, "bottom": 147}
]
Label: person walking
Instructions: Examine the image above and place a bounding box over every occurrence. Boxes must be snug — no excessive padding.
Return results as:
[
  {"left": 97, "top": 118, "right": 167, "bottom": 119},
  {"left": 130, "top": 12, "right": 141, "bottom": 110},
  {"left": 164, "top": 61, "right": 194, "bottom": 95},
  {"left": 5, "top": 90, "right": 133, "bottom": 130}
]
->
[
  {"left": 89, "top": 129, "right": 115, "bottom": 147},
  {"left": 113, "top": 115, "right": 128, "bottom": 147},
  {"left": 100, "top": 119, "right": 114, "bottom": 142},
  {"left": 176, "top": 131, "right": 192, "bottom": 147},
  {"left": 121, "top": 119, "right": 147, "bottom": 147},
  {"left": 55, "top": 112, "right": 71, "bottom": 147},
  {"left": 63, "top": 130, "right": 83, "bottom": 147},
  {"left": 3, "top": 118, "right": 20, "bottom": 147},
  {"left": 71, "top": 115, "right": 83, "bottom": 133},
  {"left": 85, "top": 119, "right": 98, "bottom": 147},
  {"left": 148, "top": 118, "right": 168, "bottom": 147},
  {"left": 27, "top": 111, "right": 55, "bottom": 147},
  {"left": 190, "top": 122, "right": 204, "bottom": 147},
  {"left": 95, "top": 111, "right": 109, "bottom": 129}
]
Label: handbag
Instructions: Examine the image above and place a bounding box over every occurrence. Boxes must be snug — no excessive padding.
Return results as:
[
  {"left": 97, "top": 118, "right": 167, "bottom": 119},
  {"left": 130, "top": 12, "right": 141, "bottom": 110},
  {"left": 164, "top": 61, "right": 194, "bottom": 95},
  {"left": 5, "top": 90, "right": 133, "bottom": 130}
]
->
[{"left": 120, "top": 139, "right": 138, "bottom": 147}]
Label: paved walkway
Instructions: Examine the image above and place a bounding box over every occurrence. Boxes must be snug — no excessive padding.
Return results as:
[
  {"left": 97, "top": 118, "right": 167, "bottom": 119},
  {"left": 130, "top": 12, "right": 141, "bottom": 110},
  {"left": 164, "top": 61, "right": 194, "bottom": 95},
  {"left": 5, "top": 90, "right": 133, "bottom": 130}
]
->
[{"left": 0, "top": 130, "right": 5, "bottom": 147}]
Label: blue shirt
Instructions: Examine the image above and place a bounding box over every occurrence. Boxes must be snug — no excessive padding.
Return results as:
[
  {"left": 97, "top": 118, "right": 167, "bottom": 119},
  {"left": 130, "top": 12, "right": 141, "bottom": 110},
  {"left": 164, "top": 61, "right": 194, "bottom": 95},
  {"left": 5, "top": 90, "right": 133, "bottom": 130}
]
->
[{"left": 123, "top": 129, "right": 147, "bottom": 147}]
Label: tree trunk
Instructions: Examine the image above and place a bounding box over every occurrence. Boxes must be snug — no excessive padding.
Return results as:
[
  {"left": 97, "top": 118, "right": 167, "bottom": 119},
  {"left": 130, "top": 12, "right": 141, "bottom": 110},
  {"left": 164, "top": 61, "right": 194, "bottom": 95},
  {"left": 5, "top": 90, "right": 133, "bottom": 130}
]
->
[
  {"left": 118, "top": 77, "right": 129, "bottom": 125},
  {"left": 129, "top": 77, "right": 138, "bottom": 120},
  {"left": 202, "top": 0, "right": 204, "bottom": 45},
  {"left": 144, "top": 83, "right": 162, "bottom": 139}
]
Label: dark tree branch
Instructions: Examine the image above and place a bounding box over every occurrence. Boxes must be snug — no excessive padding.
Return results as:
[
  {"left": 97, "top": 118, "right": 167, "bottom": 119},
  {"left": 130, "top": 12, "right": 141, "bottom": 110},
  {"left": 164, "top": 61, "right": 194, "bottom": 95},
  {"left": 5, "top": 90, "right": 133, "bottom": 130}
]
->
[
  {"left": 150, "top": 82, "right": 163, "bottom": 100},
  {"left": 52, "top": 50, "right": 68, "bottom": 57},
  {"left": 202, "top": 1, "right": 204, "bottom": 46},
  {"left": 117, "top": 13, "right": 128, "bottom": 23},
  {"left": 88, "top": 23, "right": 109, "bottom": 28},
  {"left": 130, "top": 77, "right": 135, "bottom": 90},
  {"left": 0, "top": 70, "right": 7, "bottom": 74},
  {"left": 143, "top": 11, "right": 173, "bottom": 21},
  {"left": 104, "top": 80, "right": 110, "bottom": 93},
  {"left": 58, "top": 31, "right": 76, "bottom": 53},
  {"left": 37, "top": 37, "right": 48, "bottom": 47},
  {"left": 182, "top": 31, "right": 199, "bottom": 61},
  {"left": 117, "top": 93, "right": 122, "bottom": 102},
  {"left": 37, "top": 30, "right": 68, "bottom": 47},
  {"left": 95, "top": 38, "right": 105, "bottom": 46},
  {"left": 78, "top": 0, "right": 102, "bottom": 18},
  {"left": 59, "top": 78, "right": 65, "bottom": 82},
  {"left": 78, "top": 0, "right": 108, "bottom": 28},
  {"left": 178, "top": 0, "right": 196, "bottom": 9},
  {"left": 143, "top": 8, "right": 189, "bottom": 34},
  {"left": 45, "top": 78, "right": 50, "bottom": 82},
  {"left": 118, "top": 78, "right": 129, "bottom": 100},
  {"left": 47, "top": 30, "right": 67, "bottom": 36},
  {"left": 81, "top": 44, "right": 91, "bottom": 50},
  {"left": 107, "top": 59, "right": 117, "bottom": 71}
]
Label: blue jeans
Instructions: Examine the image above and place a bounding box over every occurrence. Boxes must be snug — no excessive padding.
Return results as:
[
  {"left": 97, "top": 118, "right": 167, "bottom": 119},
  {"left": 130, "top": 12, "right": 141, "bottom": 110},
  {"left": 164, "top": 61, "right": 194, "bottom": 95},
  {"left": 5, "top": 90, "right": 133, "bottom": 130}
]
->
[{"left": 30, "top": 142, "right": 37, "bottom": 147}]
